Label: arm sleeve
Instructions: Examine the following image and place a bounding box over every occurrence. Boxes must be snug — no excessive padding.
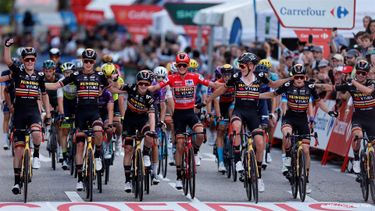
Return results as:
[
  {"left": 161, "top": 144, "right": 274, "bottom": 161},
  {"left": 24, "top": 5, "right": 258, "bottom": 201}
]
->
[
  {"left": 39, "top": 76, "right": 46, "bottom": 94},
  {"left": 100, "top": 74, "right": 109, "bottom": 87},
  {"left": 9, "top": 64, "right": 19, "bottom": 79},
  {"left": 311, "top": 87, "right": 320, "bottom": 101},
  {"left": 196, "top": 74, "right": 210, "bottom": 86},
  {"left": 335, "top": 84, "right": 350, "bottom": 92},
  {"left": 121, "top": 84, "right": 133, "bottom": 92},
  {"left": 275, "top": 83, "right": 288, "bottom": 95},
  {"left": 147, "top": 95, "right": 155, "bottom": 112},
  {"left": 60, "top": 73, "right": 75, "bottom": 86},
  {"left": 159, "top": 75, "right": 171, "bottom": 88}
]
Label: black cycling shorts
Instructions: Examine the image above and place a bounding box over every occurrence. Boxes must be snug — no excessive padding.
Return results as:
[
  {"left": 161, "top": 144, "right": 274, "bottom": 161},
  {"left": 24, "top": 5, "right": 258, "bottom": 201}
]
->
[
  {"left": 173, "top": 109, "right": 200, "bottom": 134},
  {"left": 232, "top": 108, "right": 260, "bottom": 132},
  {"left": 63, "top": 98, "right": 76, "bottom": 118},
  {"left": 219, "top": 102, "right": 234, "bottom": 119},
  {"left": 282, "top": 111, "right": 310, "bottom": 138},
  {"left": 122, "top": 113, "right": 149, "bottom": 145},
  {"left": 352, "top": 111, "right": 375, "bottom": 138},
  {"left": 13, "top": 104, "right": 41, "bottom": 145},
  {"left": 114, "top": 100, "right": 120, "bottom": 116},
  {"left": 75, "top": 104, "right": 101, "bottom": 131}
]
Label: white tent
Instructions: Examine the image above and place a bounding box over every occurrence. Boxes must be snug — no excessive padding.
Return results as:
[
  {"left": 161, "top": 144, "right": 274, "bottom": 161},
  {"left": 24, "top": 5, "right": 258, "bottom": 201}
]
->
[{"left": 150, "top": 10, "right": 185, "bottom": 35}]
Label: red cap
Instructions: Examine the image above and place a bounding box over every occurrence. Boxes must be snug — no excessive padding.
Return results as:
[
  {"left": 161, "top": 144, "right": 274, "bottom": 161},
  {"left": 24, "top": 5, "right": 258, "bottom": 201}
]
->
[{"left": 342, "top": 65, "right": 353, "bottom": 74}]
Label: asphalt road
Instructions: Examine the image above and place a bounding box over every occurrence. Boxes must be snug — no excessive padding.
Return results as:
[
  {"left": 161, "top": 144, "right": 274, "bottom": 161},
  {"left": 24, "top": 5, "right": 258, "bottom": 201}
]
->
[{"left": 0, "top": 114, "right": 374, "bottom": 210}]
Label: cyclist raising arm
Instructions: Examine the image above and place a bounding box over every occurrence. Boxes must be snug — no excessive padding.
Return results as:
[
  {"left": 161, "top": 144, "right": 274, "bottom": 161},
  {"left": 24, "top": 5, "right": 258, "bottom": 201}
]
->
[
  {"left": 148, "top": 52, "right": 217, "bottom": 190},
  {"left": 3, "top": 38, "right": 51, "bottom": 194}
]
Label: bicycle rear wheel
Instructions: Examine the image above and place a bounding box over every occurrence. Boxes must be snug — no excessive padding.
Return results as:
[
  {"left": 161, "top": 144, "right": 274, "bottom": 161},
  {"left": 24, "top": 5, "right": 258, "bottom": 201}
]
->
[
  {"left": 298, "top": 150, "right": 307, "bottom": 202},
  {"left": 69, "top": 137, "right": 76, "bottom": 176},
  {"left": 360, "top": 150, "right": 369, "bottom": 201},
  {"left": 291, "top": 152, "right": 298, "bottom": 199},
  {"left": 368, "top": 151, "right": 375, "bottom": 203},
  {"left": 225, "top": 136, "right": 232, "bottom": 179},
  {"left": 23, "top": 150, "right": 30, "bottom": 203},
  {"left": 249, "top": 150, "right": 258, "bottom": 203},
  {"left": 136, "top": 150, "right": 144, "bottom": 201},
  {"left": 104, "top": 159, "right": 111, "bottom": 185},
  {"left": 189, "top": 147, "right": 196, "bottom": 199},
  {"left": 162, "top": 131, "right": 168, "bottom": 178}
]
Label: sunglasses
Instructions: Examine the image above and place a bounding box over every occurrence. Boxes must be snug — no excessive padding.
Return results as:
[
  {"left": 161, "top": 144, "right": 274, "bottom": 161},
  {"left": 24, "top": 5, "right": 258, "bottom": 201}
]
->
[
  {"left": 83, "top": 60, "right": 95, "bottom": 64},
  {"left": 177, "top": 63, "right": 188, "bottom": 68},
  {"left": 156, "top": 76, "right": 165, "bottom": 79},
  {"left": 239, "top": 64, "right": 247, "bottom": 69},
  {"left": 24, "top": 58, "right": 35, "bottom": 63},
  {"left": 138, "top": 82, "right": 150, "bottom": 87},
  {"left": 294, "top": 76, "right": 305, "bottom": 80},
  {"left": 356, "top": 71, "right": 367, "bottom": 76}
]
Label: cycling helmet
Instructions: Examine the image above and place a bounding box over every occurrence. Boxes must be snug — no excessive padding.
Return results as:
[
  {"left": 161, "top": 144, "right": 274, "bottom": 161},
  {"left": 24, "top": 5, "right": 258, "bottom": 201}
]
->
[
  {"left": 49, "top": 48, "right": 61, "bottom": 57},
  {"left": 101, "top": 63, "right": 117, "bottom": 77},
  {"left": 82, "top": 48, "right": 97, "bottom": 60},
  {"left": 259, "top": 59, "right": 272, "bottom": 69},
  {"left": 102, "top": 54, "right": 113, "bottom": 63},
  {"left": 175, "top": 52, "right": 190, "bottom": 64},
  {"left": 189, "top": 59, "right": 199, "bottom": 69},
  {"left": 43, "top": 60, "right": 56, "bottom": 69},
  {"left": 238, "top": 52, "right": 259, "bottom": 65},
  {"left": 355, "top": 60, "right": 370, "bottom": 72},
  {"left": 136, "top": 70, "right": 153, "bottom": 83},
  {"left": 221, "top": 64, "right": 234, "bottom": 75},
  {"left": 61, "top": 62, "right": 75, "bottom": 72},
  {"left": 254, "top": 64, "right": 270, "bottom": 74},
  {"left": 290, "top": 64, "right": 307, "bottom": 76},
  {"left": 215, "top": 66, "right": 222, "bottom": 79},
  {"left": 153, "top": 66, "right": 168, "bottom": 78},
  {"left": 21, "top": 47, "right": 37, "bottom": 58}
]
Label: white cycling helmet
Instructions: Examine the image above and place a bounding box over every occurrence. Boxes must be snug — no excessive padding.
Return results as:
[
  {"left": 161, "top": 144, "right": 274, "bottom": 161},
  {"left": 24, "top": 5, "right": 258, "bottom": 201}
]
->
[{"left": 153, "top": 66, "right": 168, "bottom": 77}]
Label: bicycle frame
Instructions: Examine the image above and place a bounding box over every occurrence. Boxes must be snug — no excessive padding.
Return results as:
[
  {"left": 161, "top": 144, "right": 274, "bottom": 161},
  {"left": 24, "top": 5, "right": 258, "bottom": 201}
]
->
[
  {"left": 21, "top": 132, "right": 32, "bottom": 181},
  {"left": 83, "top": 130, "right": 96, "bottom": 178}
]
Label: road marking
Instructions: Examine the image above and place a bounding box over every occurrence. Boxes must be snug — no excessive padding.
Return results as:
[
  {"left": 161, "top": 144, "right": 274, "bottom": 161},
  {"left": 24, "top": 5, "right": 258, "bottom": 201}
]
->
[
  {"left": 46, "top": 202, "right": 58, "bottom": 211},
  {"left": 168, "top": 182, "right": 201, "bottom": 202},
  {"left": 287, "top": 191, "right": 318, "bottom": 202},
  {"left": 331, "top": 168, "right": 357, "bottom": 178},
  {"left": 64, "top": 191, "right": 84, "bottom": 202}
]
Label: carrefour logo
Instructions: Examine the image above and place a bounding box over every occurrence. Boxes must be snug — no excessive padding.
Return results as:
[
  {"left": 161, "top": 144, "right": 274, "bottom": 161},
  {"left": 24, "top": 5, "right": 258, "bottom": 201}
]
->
[
  {"left": 330, "top": 6, "right": 349, "bottom": 19},
  {"left": 280, "top": 7, "right": 326, "bottom": 17}
]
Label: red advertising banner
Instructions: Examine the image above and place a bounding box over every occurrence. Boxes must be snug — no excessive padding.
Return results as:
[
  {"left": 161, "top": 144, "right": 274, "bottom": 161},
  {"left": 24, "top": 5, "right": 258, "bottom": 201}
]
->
[
  {"left": 111, "top": 5, "right": 162, "bottom": 26},
  {"left": 71, "top": 0, "right": 91, "bottom": 7},
  {"left": 183, "top": 25, "right": 211, "bottom": 49},
  {"left": 294, "top": 29, "right": 332, "bottom": 58},
  {"left": 72, "top": 8, "right": 105, "bottom": 27}
]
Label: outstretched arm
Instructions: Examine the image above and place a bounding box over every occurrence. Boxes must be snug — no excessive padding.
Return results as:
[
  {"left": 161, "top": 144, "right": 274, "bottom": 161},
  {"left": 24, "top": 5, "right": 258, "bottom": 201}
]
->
[
  {"left": 352, "top": 80, "right": 374, "bottom": 95},
  {"left": 259, "top": 91, "right": 276, "bottom": 99},
  {"left": 268, "top": 77, "right": 292, "bottom": 88}
]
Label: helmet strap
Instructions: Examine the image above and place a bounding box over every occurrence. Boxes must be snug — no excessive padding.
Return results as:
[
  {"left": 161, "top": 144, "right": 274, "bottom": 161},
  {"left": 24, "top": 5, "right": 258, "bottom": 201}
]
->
[{"left": 244, "top": 65, "right": 251, "bottom": 77}]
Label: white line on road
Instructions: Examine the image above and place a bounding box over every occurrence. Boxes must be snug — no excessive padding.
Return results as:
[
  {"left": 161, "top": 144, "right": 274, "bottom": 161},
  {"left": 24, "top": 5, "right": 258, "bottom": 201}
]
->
[
  {"left": 168, "top": 182, "right": 201, "bottom": 202},
  {"left": 64, "top": 191, "right": 84, "bottom": 202},
  {"left": 287, "top": 191, "right": 318, "bottom": 202},
  {"left": 46, "top": 202, "right": 58, "bottom": 211},
  {"left": 331, "top": 168, "right": 357, "bottom": 178}
]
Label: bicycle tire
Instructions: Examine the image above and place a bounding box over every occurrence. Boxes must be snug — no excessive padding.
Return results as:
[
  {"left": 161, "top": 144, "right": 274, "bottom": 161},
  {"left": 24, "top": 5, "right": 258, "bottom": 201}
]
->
[
  {"left": 104, "top": 159, "right": 111, "bottom": 185},
  {"left": 360, "top": 150, "right": 369, "bottom": 201},
  {"left": 69, "top": 136, "right": 76, "bottom": 176},
  {"left": 137, "top": 150, "right": 144, "bottom": 201},
  {"left": 189, "top": 147, "right": 196, "bottom": 199},
  {"left": 162, "top": 131, "right": 168, "bottom": 178},
  {"left": 298, "top": 150, "right": 307, "bottom": 202},
  {"left": 291, "top": 151, "right": 298, "bottom": 199},
  {"left": 97, "top": 158, "right": 103, "bottom": 193},
  {"left": 249, "top": 150, "right": 258, "bottom": 203},
  {"left": 224, "top": 135, "right": 232, "bottom": 178},
  {"left": 243, "top": 152, "right": 251, "bottom": 201},
  {"left": 87, "top": 149, "right": 94, "bottom": 201},
  {"left": 133, "top": 155, "right": 138, "bottom": 198},
  {"left": 145, "top": 167, "right": 150, "bottom": 195},
  {"left": 182, "top": 150, "right": 188, "bottom": 196},
  {"left": 23, "top": 150, "right": 30, "bottom": 203},
  {"left": 369, "top": 151, "right": 375, "bottom": 203}
]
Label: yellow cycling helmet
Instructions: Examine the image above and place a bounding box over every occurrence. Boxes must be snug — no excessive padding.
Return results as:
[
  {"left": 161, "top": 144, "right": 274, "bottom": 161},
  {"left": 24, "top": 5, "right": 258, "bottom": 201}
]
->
[
  {"left": 101, "top": 63, "right": 117, "bottom": 77},
  {"left": 189, "top": 59, "right": 199, "bottom": 70},
  {"left": 259, "top": 59, "right": 272, "bottom": 69}
]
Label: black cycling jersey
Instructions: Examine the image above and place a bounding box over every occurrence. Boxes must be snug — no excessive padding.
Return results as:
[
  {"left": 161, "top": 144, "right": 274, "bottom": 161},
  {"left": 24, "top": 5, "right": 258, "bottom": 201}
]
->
[
  {"left": 122, "top": 84, "right": 155, "bottom": 117},
  {"left": 9, "top": 63, "right": 46, "bottom": 106},
  {"left": 275, "top": 81, "right": 320, "bottom": 113},
  {"left": 335, "top": 80, "right": 375, "bottom": 113},
  {"left": 45, "top": 73, "right": 64, "bottom": 108},
  {"left": 60, "top": 71, "right": 109, "bottom": 105},
  {"left": 225, "top": 72, "right": 269, "bottom": 110}
]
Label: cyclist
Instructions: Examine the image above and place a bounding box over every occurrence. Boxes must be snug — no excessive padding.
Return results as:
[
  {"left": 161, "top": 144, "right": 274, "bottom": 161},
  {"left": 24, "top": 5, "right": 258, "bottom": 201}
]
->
[
  {"left": 320, "top": 60, "right": 375, "bottom": 175},
  {"left": 260, "top": 64, "right": 338, "bottom": 194},
  {"left": 206, "top": 64, "right": 236, "bottom": 173},
  {"left": 3, "top": 38, "right": 52, "bottom": 194},
  {"left": 49, "top": 48, "right": 62, "bottom": 73},
  {"left": 45, "top": 48, "right": 118, "bottom": 191},
  {"left": 148, "top": 52, "right": 217, "bottom": 190},
  {"left": 43, "top": 60, "right": 64, "bottom": 162},
  {"left": 119, "top": 70, "right": 156, "bottom": 192},
  {"left": 59, "top": 62, "right": 77, "bottom": 170},
  {"left": 208, "top": 52, "right": 289, "bottom": 192}
]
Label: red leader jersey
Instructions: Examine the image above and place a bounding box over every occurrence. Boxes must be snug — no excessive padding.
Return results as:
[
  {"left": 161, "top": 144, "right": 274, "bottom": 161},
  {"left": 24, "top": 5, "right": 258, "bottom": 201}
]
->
[{"left": 159, "top": 73, "right": 210, "bottom": 110}]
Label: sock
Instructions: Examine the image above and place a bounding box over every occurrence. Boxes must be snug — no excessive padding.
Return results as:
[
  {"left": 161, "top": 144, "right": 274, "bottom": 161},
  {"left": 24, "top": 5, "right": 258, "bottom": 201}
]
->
[
  {"left": 257, "top": 161, "right": 262, "bottom": 178},
  {"left": 14, "top": 168, "right": 21, "bottom": 185},
  {"left": 94, "top": 145, "right": 101, "bottom": 158},
  {"left": 152, "top": 162, "right": 158, "bottom": 176},
  {"left": 124, "top": 165, "right": 131, "bottom": 182},
  {"left": 176, "top": 165, "right": 182, "bottom": 180},
  {"left": 354, "top": 151, "right": 359, "bottom": 160},
  {"left": 76, "top": 164, "right": 83, "bottom": 182},
  {"left": 3, "top": 133, "right": 8, "bottom": 145},
  {"left": 193, "top": 145, "right": 200, "bottom": 155},
  {"left": 234, "top": 145, "right": 241, "bottom": 163},
  {"left": 217, "top": 147, "right": 224, "bottom": 163},
  {"left": 33, "top": 144, "right": 40, "bottom": 158},
  {"left": 143, "top": 147, "right": 150, "bottom": 156},
  {"left": 62, "top": 152, "right": 68, "bottom": 161}
]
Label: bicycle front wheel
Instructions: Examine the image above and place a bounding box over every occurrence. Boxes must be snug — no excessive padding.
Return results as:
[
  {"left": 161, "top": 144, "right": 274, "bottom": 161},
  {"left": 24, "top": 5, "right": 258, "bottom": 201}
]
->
[
  {"left": 23, "top": 150, "right": 30, "bottom": 203},
  {"left": 298, "top": 150, "right": 307, "bottom": 202},
  {"left": 291, "top": 152, "right": 298, "bottom": 199},
  {"left": 182, "top": 149, "right": 188, "bottom": 196},
  {"left": 249, "top": 150, "right": 258, "bottom": 203},
  {"left": 360, "top": 150, "right": 369, "bottom": 201},
  {"left": 243, "top": 152, "right": 251, "bottom": 201},
  {"left": 87, "top": 149, "right": 94, "bottom": 201},
  {"left": 189, "top": 147, "right": 196, "bottom": 199},
  {"left": 136, "top": 150, "right": 144, "bottom": 201},
  {"left": 162, "top": 131, "right": 168, "bottom": 178}
]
